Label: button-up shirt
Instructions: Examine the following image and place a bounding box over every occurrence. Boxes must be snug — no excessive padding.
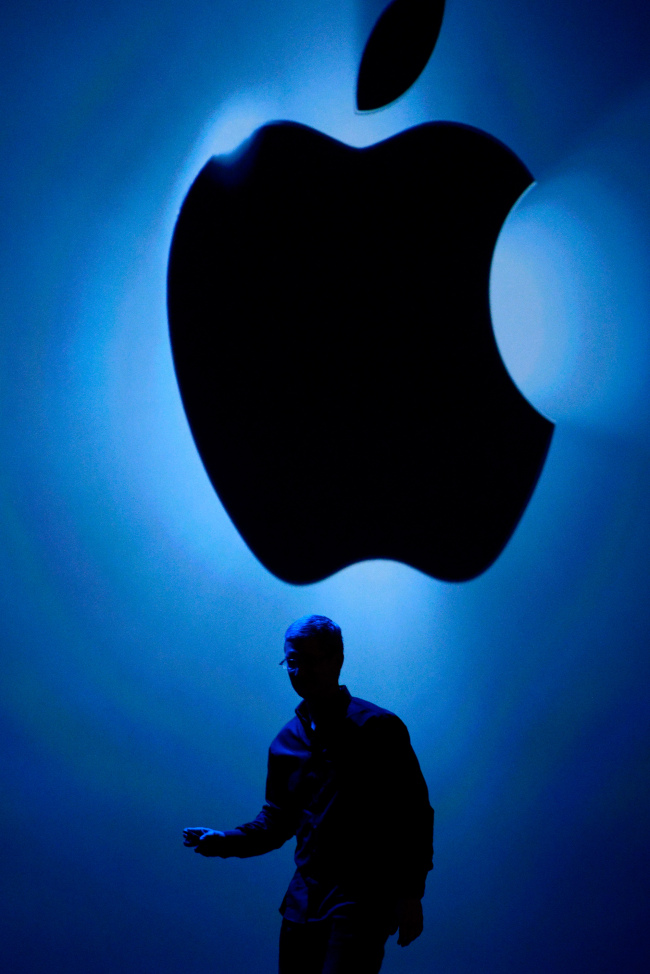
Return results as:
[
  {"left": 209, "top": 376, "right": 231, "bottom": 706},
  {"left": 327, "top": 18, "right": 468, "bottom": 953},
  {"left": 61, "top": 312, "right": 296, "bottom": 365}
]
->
[{"left": 220, "top": 686, "right": 434, "bottom": 922}]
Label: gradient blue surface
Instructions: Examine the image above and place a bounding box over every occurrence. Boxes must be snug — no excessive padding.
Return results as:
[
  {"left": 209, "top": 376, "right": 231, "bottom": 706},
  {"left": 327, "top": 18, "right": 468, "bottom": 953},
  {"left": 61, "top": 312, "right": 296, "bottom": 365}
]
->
[{"left": 1, "top": 1, "right": 649, "bottom": 971}]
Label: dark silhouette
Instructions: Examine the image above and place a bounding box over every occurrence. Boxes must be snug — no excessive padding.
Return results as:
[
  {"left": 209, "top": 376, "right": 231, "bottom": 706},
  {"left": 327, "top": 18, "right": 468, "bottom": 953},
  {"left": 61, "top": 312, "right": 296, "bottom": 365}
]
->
[
  {"left": 357, "top": 0, "right": 446, "bottom": 111},
  {"left": 167, "top": 2, "right": 553, "bottom": 587},
  {"left": 168, "top": 118, "right": 553, "bottom": 583},
  {"left": 183, "top": 615, "right": 434, "bottom": 973}
]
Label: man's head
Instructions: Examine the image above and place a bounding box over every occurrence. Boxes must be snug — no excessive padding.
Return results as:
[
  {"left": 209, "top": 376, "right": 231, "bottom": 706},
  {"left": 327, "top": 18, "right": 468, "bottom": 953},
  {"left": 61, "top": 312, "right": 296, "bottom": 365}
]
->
[{"left": 282, "top": 615, "right": 344, "bottom": 702}]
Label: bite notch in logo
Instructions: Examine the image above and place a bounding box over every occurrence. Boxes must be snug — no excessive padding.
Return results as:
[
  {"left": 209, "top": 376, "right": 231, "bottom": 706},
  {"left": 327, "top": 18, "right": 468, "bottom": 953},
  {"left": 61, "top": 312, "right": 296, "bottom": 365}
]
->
[{"left": 167, "top": 0, "right": 553, "bottom": 584}]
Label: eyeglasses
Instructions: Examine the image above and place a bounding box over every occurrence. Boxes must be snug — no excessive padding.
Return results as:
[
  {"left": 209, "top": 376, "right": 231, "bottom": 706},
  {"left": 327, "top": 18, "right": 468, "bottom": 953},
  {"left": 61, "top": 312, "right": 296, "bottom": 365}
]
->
[
  {"left": 279, "top": 657, "right": 298, "bottom": 673},
  {"left": 279, "top": 654, "right": 332, "bottom": 674}
]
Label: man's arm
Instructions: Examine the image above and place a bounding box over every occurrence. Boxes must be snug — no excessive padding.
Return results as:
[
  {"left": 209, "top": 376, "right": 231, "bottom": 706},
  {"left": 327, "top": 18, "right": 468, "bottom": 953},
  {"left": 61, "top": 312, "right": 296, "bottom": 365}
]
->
[
  {"left": 396, "top": 897, "right": 424, "bottom": 947},
  {"left": 386, "top": 716, "right": 434, "bottom": 898},
  {"left": 183, "top": 746, "right": 298, "bottom": 858},
  {"left": 183, "top": 799, "right": 297, "bottom": 857},
  {"left": 183, "top": 797, "right": 298, "bottom": 857},
  {"left": 368, "top": 714, "right": 434, "bottom": 945}
]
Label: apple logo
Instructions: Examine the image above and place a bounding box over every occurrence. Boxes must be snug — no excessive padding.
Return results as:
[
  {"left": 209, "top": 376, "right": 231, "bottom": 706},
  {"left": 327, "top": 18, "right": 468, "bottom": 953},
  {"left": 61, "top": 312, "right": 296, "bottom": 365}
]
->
[{"left": 167, "top": 0, "right": 553, "bottom": 584}]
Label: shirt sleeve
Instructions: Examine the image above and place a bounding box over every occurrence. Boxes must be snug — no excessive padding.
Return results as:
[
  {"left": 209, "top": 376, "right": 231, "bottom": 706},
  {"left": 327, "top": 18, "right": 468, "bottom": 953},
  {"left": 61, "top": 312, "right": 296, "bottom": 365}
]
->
[
  {"left": 218, "top": 746, "right": 298, "bottom": 858},
  {"left": 369, "top": 714, "right": 434, "bottom": 900}
]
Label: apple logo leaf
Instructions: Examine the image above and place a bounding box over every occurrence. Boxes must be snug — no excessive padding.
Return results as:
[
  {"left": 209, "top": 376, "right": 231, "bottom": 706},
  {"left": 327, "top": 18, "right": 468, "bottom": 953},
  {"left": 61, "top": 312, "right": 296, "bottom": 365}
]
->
[{"left": 357, "top": 0, "right": 446, "bottom": 111}]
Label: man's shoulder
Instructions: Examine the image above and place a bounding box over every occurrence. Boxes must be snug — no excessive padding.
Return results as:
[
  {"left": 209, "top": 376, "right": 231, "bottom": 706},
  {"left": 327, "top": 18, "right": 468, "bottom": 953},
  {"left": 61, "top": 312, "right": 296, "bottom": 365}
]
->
[
  {"left": 267, "top": 690, "right": 408, "bottom": 755},
  {"left": 269, "top": 713, "right": 307, "bottom": 754},
  {"left": 346, "top": 695, "right": 406, "bottom": 732}
]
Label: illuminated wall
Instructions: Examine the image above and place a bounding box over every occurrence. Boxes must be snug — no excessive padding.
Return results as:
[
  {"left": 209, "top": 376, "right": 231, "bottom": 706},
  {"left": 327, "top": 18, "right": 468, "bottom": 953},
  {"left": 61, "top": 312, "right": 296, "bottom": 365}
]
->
[{"left": 1, "top": 1, "right": 649, "bottom": 971}]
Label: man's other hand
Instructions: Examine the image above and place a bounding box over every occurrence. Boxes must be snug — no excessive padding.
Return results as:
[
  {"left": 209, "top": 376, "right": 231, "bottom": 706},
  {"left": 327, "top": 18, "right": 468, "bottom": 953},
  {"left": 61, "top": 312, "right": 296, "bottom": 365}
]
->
[
  {"left": 396, "top": 897, "right": 423, "bottom": 947},
  {"left": 182, "top": 827, "right": 226, "bottom": 855}
]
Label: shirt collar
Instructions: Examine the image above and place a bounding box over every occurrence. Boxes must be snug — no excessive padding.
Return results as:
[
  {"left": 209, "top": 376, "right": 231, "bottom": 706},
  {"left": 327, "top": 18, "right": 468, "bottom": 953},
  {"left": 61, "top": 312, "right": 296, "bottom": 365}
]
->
[{"left": 295, "top": 685, "right": 352, "bottom": 730}]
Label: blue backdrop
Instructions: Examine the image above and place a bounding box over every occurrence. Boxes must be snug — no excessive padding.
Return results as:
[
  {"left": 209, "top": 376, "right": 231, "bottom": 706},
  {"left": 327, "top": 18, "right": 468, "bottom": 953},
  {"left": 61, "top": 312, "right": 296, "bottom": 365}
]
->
[{"left": 1, "top": 1, "right": 649, "bottom": 971}]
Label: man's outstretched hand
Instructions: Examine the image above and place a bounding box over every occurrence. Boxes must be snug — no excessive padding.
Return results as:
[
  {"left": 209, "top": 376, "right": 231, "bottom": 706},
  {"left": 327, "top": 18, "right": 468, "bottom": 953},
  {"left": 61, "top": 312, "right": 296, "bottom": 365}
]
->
[
  {"left": 183, "top": 827, "right": 226, "bottom": 856},
  {"left": 396, "top": 897, "right": 424, "bottom": 947}
]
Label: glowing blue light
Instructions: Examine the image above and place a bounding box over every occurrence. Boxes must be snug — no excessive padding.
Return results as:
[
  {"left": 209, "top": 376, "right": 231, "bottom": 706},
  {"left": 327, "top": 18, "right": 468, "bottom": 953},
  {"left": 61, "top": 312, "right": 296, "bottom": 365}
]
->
[{"left": 491, "top": 99, "right": 650, "bottom": 440}]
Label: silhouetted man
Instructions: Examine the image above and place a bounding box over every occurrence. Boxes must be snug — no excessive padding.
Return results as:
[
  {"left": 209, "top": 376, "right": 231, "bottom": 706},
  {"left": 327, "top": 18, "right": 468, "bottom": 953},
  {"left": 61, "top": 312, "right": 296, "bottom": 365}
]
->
[{"left": 183, "top": 614, "right": 434, "bottom": 973}]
